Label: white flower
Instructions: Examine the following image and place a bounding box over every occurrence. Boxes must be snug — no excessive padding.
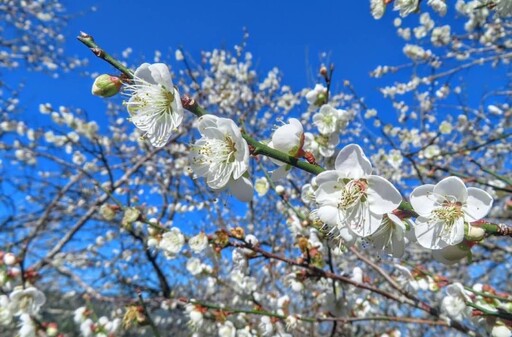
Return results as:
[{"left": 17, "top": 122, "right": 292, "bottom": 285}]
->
[
  {"left": 74, "top": 306, "right": 88, "bottom": 323},
  {"left": 186, "top": 257, "right": 204, "bottom": 276},
  {"left": 0, "top": 295, "right": 13, "bottom": 326},
  {"left": 3, "top": 253, "right": 16, "bottom": 266},
  {"left": 159, "top": 228, "right": 185, "bottom": 258},
  {"left": 255, "top": 177, "right": 270, "bottom": 197},
  {"left": 441, "top": 283, "right": 470, "bottom": 321},
  {"left": 411, "top": 176, "right": 493, "bottom": 249},
  {"left": 124, "top": 63, "right": 183, "bottom": 147},
  {"left": 370, "top": 0, "right": 387, "bottom": 19},
  {"left": 495, "top": 0, "right": 512, "bottom": 17},
  {"left": 186, "top": 304, "right": 204, "bottom": 329},
  {"left": 305, "top": 84, "right": 327, "bottom": 106},
  {"left": 366, "top": 213, "right": 407, "bottom": 258},
  {"left": 394, "top": 0, "right": 419, "bottom": 17},
  {"left": 304, "top": 132, "right": 339, "bottom": 158},
  {"left": 18, "top": 314, "right": 36, "bottom": 337},
  {"left": 313, "top": 105, "right": 348, "bottom": 135},
  {"left": 491, "top": 324, "right": 512, "bottom": 337},
  {"left": 268, "top": 118, "right": 304, "bottom": 180},
  {"left": 189, "top": 232, "right": 209, "bottom": 253},
  {"left": 314, "top": 144, "right": 402, "bottom": 242},
  {"left": 285, "top": 315, "right": 299, "bottom": 331},
  {"left": 189, "top": 115, "right": 253, "bottom": 202},
  {"left": 350, "top": 267, "right": 364, "bottom": 283},
  {"left": 427, "top": 0, "right": 447, "bottom": 16},
  {"left": 218, "top": 320, "right": 236, "bottom": 337},
  {"left": 9, "top": 287, "right": 46, "bottom": 316}
]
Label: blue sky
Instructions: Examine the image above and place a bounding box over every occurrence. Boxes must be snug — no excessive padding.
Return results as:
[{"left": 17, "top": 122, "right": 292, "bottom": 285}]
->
[{"left": 7, "top": 0, "right": 412, "bottom": 125}]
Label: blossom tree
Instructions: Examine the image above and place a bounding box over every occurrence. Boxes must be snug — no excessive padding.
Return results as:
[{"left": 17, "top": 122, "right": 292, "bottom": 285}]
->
[{"left": 1, "top": 1, "right": 512, "bottom": 337}]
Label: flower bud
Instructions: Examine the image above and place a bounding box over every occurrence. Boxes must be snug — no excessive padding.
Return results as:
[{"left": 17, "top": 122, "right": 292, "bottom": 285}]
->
[
  {"left": 100, "top": 204, "right": 117, "bottom": 221},
  {"left": 92, "top": 74, "right": 122, "bottom": 97},
  {"left": 122, "top": 207, "right": 140, "bottom": 229},
  {"left": 275, "top": 185, "right": 285, "bottom": 195},
  {"left": 466, "top": 226, "right": 485, "bottom": 241},
  {"left": 319, "top": 66, "right": 328, "bottom": 77},
  {"left": 46, "top": 323, "right": 59, "bottom": 337},
  {"left": 3, "top": 252, "right": 16, "bottom": 266}
]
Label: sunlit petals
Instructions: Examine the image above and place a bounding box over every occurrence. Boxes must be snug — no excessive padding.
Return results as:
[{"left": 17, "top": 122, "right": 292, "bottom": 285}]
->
[
  {"left": 189, "top": 115, "right": 252, "bottom": 202},
  {"left": 410, "top": 177, "right": 493, "bottom": 249},
  {"left": 464, "top": 187, "right": 493, "bottom": 222},
  {"left": 313, "top": 144, "right": 402, "bottom": 242},
  {"left": 124, "top": 63, "right": 183, "bottom": 147},
  {"left": 334, "top": 144, "right": 372, "bottom": 180}
]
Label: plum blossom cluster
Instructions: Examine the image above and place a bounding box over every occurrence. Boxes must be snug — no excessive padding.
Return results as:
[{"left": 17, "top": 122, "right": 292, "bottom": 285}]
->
[
  {"left": 0, "top": 251, "right": 59, "bottom": 337},
  {"left": 303, "top": 84, "right": 353, "bottom": 159},
  {"left": 1, "top": 1, "right": 511, "bottom": 336}
]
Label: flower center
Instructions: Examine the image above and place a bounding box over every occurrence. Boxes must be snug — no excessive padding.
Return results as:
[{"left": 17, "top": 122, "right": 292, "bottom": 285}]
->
[
  {"left": 335, "top": 179, "right": 369, "bottom": 231},
  {"left": 193, "top": 136, "right": 237, "bottom": 166},
  {"left": 125, "top": 80, "right": 175, "bottom": 117},
  {"left": 431, "top": 201, "right": 464, "bottom": 239},
  {"left": 338, "top": 179, "right": 367, "bottom": 209}
]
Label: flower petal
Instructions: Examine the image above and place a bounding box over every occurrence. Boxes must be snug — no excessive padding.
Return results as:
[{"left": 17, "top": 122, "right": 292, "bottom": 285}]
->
[
  {"left": 315, "top": 170, "right": 343, "bottom": 186},
  {"left": 134, "top": 63, "right": 153, "bottom": 84},
  {"left": 228, "top": 176, "right": 253, "bottom": 202},
  {"left": 447, "top": 217, "right": 465, "bottom": 246},
  {"left": 352, "top": 211, "right": 383, "bottom": 237},
  {"left": 270, "top": 165, "right": 289, "bottom": 182},
  {"left": 366, "top": 175, "right": 402, "bottom": 214},
  {"left": 414, "top": 216, "right": 448, "bottom": 249},
  {"left": 409, "top": 184, "right": 435, "bottom": 216},
  {"left": 317, "top": 205, "right": 340, "bottom": 227},
  {"left": 464, "top": 187, "right": 493, "bottom": 222},
  {"left": 315, "top": 181, "right": 341, "bottom": 207},
  {"left": 148, "top": 63, "right": 173, "bottom": 89},
  {"left": 433, "top": 177, "right": 468, "bottom": 202},
  {"left": 334, "top": 144, "right": 372, "bottom": 179}
]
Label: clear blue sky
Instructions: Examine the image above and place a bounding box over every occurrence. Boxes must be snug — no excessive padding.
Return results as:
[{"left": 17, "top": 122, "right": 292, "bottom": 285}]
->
[
  {"left": 7, "top": 0, "right": 500, "bottom": 135},
  {"left": 7, "top": 0, "right": 412, "bottom": 125}
]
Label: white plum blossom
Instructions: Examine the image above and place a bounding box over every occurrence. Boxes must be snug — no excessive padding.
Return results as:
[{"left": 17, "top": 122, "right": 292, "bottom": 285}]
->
[
  {"left": 313, "top": 104, "right": 348, "bottom": 135},
  {"left": 268, "top": 118, "right": 304, "bottom": 180},
  {"left": 394, "top": 0, "right": 419, "bottom": 17},
  {"left": 495, "top": 0, "right": 512, "bottom": 17},
  {"left": 189, "top": 115, "right": 253, "bottom": 202},
  {"left": 9, "top": 287, "right": 46, "bottom": 316},
  {"left": 188, "top": 232, "right": 209, "bottom": 253},
  {"left": 428, "top": 0, "right": 447, "bottom": 16},
  {"left": 186, "top": 257, "right": 204, "bottom": 276},
  {"left": 305, "top": 84, "right": 327, "bottom": 106},
  {"left": 441, "top": 283, "right": 471, "bottom": 321},
  {"left": 159, "top": 227, "right": 185, "bottom": 258},
  {"left": 371, "top": 0, "right": 387, "bottom": 19},
  {"left": 304, "top": 132, "right": 339, "bottom": 158},
  {"left": 0, "top": 295, "right": 13, "bottom": 325},
  {"left": 18, "top": 314, "right": 37, "bottom": 337},
  {"left": 314, "top": 144, "right": 402, "bottom": 243},
  {"left": 124, "top": 63, "right": 184, "bottom": 147},
  {"left": 491, "top": 324, "right": 512, "bottom": 337},
  {"left": 218, "top": 320, "right": 236, "bottom": 337},
  {"left": 411, "top": 176, "right": 493, "bottom": 249},
  {"left": 186, "top": 304, "right": 204, "bottom": 329},
  {"left": 254, "top": 177, "right": 270, "bottom": 197}
]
